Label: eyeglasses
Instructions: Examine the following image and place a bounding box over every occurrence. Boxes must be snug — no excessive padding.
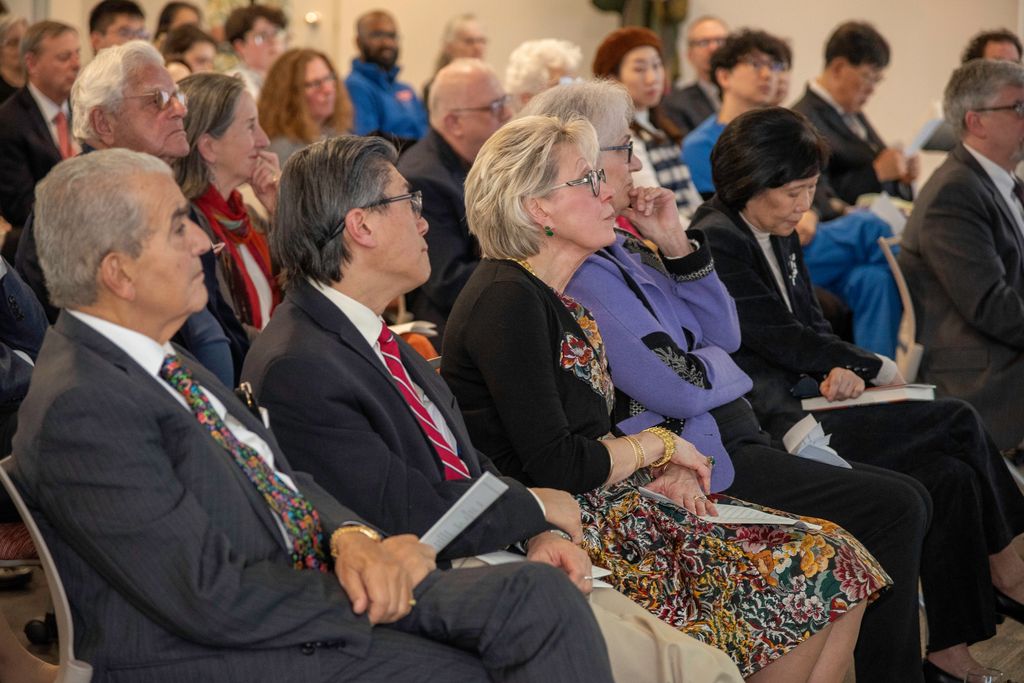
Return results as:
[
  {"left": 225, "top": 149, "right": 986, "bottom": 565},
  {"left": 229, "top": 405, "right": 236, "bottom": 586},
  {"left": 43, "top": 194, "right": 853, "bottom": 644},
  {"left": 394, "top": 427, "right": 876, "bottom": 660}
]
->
[
  {"left": 738, "top": 56, "right": 787, "bottom": 73},
  {"left": 975, "top": 101, "right": 1024, "bottom": 118},
  {"left": 251, "top": 29, "right": 285, "bottom": 46},
  {"left": 320, "top": 191, "right": 424, "bottom": 248},
  {"left": 688, "top": 37, "right": 726, "bottom": 49},
  {"left": 114, "top": 27, "right": 151, "bottom": 41},
  {"left": 451, "top": 94, "right": 512, "bottom": 117},
  {"left": 545, "top": 168, "right": 606, "bottom": 198},
  {"left": 600, "top": 140, "right": 633, "bottom": 165},
  {"left": 303, "top": 73, "right": 337, "bottom": 91},
  {"left": 122, "top": 88, "right": 187, "bottom": 112}
]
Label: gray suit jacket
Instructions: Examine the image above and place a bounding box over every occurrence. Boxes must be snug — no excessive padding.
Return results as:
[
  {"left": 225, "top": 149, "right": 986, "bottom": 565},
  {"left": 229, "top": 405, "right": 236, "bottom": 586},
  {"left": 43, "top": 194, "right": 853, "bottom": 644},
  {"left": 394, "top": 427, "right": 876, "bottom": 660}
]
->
[
  {"left": 899, "top": 143, "right": 1024, "bottom": 449},
  {"left": 12, "top": 313, "right": 373, "bottom": 681}
]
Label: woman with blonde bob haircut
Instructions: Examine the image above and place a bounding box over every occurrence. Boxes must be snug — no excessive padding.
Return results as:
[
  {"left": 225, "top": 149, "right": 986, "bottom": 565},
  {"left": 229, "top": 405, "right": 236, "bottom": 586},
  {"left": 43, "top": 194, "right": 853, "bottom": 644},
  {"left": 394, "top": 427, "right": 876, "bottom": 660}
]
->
[
  {"left": 258, "top": 48, "right": 353, "bottom": 165},
  {"left": 442, "top": 113, "right": 889, "bottom": 681}
]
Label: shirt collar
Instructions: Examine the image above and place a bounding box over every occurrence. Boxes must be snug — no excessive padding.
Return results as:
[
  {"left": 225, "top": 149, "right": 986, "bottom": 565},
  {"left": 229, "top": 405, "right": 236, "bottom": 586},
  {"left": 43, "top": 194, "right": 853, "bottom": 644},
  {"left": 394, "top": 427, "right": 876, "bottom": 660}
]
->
[
  {"left": 67, "top": 310, "right": 175, "bottom": 378},
  {"left": 308, "top": 279, "right": 384, "bottom": 349},
  {"left": 27, "top": 81, "right": 68, "bottom": 122},
  {"left": 808, "top": 79, "right": 849, "bottom": 117},
  {"left": 963, "top": 142, "right": 1017, "bottom": 197}
]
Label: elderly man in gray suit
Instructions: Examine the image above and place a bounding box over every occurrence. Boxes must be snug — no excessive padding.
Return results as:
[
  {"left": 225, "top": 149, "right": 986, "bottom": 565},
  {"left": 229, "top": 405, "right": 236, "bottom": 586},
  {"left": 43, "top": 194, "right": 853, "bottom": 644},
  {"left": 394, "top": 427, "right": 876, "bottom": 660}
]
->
[
  {"left": 11, "top": 148, "right": 615, "bottom": 683},
  {"left": 899, "top": 59, "right": 1024, "bottom": 454}
]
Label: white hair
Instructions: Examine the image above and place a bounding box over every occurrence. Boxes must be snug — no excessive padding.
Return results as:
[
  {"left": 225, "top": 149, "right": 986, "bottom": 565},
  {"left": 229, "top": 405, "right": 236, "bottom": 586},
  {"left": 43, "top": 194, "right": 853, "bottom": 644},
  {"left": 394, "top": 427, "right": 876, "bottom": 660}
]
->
[
  {"left": 72, "top": 40, "right": 166, "bottom": 143},
  {"left": 504, "top": 39, "right": 582, "bottom": 102}
]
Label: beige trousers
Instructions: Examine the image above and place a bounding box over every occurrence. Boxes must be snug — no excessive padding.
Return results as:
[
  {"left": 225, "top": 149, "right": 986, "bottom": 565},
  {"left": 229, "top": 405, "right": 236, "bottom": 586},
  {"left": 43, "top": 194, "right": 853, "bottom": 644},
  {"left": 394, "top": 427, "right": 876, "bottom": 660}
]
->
[{"left": 453, "top": 558, "right": 742, "bottom": 683}]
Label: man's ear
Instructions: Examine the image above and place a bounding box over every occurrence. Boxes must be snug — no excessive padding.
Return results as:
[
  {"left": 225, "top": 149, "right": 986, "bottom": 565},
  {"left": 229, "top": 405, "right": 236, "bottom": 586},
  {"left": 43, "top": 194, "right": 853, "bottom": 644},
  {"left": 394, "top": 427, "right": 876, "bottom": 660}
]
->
[
  {"left": 90, "top": 107, "right": 117, "bottom": 147},
  {"left": 342, "top": 207, "right": 377, "bottom": 249},
  {"left": 97, "top": 251, "right": 136, "bottom": 302}
]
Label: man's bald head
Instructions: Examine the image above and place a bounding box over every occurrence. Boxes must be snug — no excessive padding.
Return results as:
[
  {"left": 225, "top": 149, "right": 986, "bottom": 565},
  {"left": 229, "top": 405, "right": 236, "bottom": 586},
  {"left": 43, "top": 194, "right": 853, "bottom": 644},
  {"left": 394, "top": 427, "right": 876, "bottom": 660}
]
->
[{"left": 428, "top": 58, "right": 510, "bottom": 163}]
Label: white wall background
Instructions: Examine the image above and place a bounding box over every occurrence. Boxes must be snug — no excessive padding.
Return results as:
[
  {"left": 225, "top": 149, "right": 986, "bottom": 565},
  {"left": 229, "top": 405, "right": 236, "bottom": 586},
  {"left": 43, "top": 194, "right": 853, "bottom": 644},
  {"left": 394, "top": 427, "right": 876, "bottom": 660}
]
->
[{"left": 21, "top": 0, "right": 1024, "bottom": 151}]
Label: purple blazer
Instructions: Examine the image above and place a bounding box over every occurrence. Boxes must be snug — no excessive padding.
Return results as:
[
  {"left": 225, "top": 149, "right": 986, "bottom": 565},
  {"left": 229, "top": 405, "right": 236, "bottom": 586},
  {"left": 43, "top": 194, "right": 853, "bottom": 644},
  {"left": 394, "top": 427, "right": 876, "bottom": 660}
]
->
[{"left": 566, "top": 230, "right": 751, "bottom": 492}]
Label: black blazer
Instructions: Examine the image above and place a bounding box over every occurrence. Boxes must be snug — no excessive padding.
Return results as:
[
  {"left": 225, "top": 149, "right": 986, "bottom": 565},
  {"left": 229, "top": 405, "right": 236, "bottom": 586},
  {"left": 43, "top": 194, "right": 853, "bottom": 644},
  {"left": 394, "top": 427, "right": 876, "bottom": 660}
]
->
[
  {"left": 662, "top": 82, "right": 717, "bottom": 138},
  {"left": 0, "top": 88, "right": 63, "bottom": 230},
  {"left": 241, "top": 280, "right": 548, "bottom": 561},
  {"left": 396, "top": 128, "right": 479, "bottom": 340},
  {"left": 14, "top": 313, "right": 374, "bottom": 681},
  {"left": 899, "top": 143, "right": 1024, "bottom": 449},
  {"left": 792, "top": 87, "right": 912, "bottom": 216},
  {"left": 695, "top": 197, "right": 881, "bottom": 436}
]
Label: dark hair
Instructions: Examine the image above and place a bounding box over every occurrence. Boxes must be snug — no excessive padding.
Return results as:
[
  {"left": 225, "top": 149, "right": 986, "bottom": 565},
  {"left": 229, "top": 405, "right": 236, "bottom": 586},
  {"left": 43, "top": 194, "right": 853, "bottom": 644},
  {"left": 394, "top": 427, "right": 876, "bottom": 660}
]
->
[
  {"left": 88, "top": 0, "right": 144, "bottom": 34},
  {"left": 710, "top": 29, "right": 791, "bottom": 92},
  {"left": 225, "top": 4, "right": 287, "bottom": 45},
  {"left": 824, "top": 21, "right": 889, "bottom": 68},
  {"left": 961, "top": 29, "right": 1022, "bottom": 63},
  {"left": 273, "top": 136, "right": 397, "bottom": 288},
  {"left": 711, "top": 107, "right": 829, "bottom": 211},
  {"left": 154, "top": 2, "right": 201, "bottom": 43},
  {"left": 161, "top": 23, "right": 214, "bottom": 59}
]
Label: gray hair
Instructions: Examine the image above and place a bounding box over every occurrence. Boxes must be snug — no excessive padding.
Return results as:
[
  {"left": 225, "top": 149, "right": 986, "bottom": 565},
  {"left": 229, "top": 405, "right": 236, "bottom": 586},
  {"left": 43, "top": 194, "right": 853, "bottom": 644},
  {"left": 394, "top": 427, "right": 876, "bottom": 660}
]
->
[
  {"left": 465, "top": 114, "right": 599, "bottom": 260},
  {"left": 504, "top": 39, "right": 582, "bottom": 104},
  {"left": 71, "top": 39, "right": 165, "bottom": 143},
  {"left": 519, "top": 79, "right": 634, "bottom": 147},
  {"left": 272, "top": 135, "right": 397, "bottom": 289},
  {"left": 173, "top": 72, "right": 246, "bottom": 200},
  {"left": 0, "top": 14, "right": 28, "bottom": 51},
  {"left": 35, "top": 149, "right": 172, "bottom": 309},
  {"left": 945, "top": 58, "right": 1024, "bottom": 138}
]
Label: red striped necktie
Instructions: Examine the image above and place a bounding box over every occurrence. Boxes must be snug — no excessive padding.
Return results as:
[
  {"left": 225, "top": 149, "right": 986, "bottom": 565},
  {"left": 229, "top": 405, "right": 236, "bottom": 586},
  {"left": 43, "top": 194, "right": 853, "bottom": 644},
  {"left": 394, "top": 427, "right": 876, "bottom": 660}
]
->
[{"left": 377, "top": 323, "right": 470, "bottom": 480}]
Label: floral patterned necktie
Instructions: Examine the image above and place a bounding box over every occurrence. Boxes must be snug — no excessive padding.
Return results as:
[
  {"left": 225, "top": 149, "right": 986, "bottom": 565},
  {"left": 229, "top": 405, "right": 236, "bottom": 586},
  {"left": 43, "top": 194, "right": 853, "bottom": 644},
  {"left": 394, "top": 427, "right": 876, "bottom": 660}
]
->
[{"left": 159, "top": 354, "right": 328, "bottom": 571}]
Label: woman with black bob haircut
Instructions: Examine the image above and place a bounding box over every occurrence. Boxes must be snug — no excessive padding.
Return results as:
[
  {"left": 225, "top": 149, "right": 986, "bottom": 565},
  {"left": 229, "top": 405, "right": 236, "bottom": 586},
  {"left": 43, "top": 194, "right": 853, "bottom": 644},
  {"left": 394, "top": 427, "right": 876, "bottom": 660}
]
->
[{"left": 699, "top": 106, "right": 1024, "bottom": 683}]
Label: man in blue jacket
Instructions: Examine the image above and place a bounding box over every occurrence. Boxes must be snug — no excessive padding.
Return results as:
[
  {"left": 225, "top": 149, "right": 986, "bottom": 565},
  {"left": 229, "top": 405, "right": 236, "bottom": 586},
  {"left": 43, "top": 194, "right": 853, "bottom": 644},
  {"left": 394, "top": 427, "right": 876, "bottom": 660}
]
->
[{"left": 346, "top": 10, "right": 427, "bottom": 148}]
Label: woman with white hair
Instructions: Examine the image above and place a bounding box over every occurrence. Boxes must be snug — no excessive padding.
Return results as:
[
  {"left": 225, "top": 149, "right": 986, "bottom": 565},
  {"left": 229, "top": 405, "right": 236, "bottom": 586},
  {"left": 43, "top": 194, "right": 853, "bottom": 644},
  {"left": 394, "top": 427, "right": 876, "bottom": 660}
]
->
[
  {"left": 442, "top": 113, "right": 888, "bottom": 681},
  {"left": 504, "top": 38, "right": 582, "bottom": 112}
]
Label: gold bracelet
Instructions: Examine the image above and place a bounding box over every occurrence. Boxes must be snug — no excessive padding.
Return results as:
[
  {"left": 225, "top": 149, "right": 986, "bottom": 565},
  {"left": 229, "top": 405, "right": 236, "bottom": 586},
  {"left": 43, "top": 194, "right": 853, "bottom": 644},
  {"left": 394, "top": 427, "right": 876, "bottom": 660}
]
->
[
  {"left": 330, "top": 525, "right": 382, "bottom": 558},
  {"left": 643, "top": 426, "right": 676, "bottom": 468},
  {"left": 622, "top": 435, "right": 645, "bottom": 473}
]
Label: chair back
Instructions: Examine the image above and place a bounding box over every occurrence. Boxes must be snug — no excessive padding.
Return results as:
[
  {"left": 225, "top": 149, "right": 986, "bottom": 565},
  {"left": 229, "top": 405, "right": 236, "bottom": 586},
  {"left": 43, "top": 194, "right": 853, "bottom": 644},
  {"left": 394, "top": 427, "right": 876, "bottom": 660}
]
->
[
  {"left": 878, "top": 236, "right": 924, "bottom": 382},
  {"left": 0, "top": 456, "right": 93, "bottom": 683}
]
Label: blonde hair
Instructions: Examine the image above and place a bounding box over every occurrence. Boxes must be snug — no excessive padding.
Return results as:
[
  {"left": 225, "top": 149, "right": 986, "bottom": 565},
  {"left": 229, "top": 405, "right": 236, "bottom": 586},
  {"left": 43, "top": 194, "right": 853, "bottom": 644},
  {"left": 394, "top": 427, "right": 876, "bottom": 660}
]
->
[
  {"left": 258, "top": 48, "right": 353, "bottom": 144},
  {"left": 465, "top": 114, "right": 598, "bottom": 260}
]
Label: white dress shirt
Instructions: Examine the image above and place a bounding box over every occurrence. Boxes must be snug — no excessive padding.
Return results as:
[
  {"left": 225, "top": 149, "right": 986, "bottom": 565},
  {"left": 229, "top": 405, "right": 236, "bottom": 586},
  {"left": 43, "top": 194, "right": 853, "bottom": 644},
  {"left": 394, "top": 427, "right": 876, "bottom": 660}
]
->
[{"left": 963, "top": 142, "right": 1024, "bottom": 239}]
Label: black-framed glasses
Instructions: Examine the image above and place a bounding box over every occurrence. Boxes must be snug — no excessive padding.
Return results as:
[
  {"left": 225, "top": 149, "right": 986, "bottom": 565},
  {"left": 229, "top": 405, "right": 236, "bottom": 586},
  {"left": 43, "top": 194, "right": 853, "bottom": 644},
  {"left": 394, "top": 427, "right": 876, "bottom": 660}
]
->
[
  {"left": 122, "top": 88, "right": 187, "bottom": 112},
  {"left": 600, "top": 140, "right": 633, "bottom": 165},
  {"left": 545, "top": 168, "right": 606, "bottom": 198},
  {"left": 688, "top": 37, "right": 726, "bottom": 49},
  {"left": 451, "top": 94, "right": 512, "bottom": 117},
  {"left": 362, "top": 190, "right": 423, "bottom": 217},
  {"left": 975, "top": 101, "right": 1024, "bottom": 118},
  {"left": 303, "top": 73, "right": 337, "bottom": 91},
  {"left": 251, "top": 29, "right": 286, "bottom": 46},
  {"left": 320, "top": 191, "right": 424, "bottom": 248}
]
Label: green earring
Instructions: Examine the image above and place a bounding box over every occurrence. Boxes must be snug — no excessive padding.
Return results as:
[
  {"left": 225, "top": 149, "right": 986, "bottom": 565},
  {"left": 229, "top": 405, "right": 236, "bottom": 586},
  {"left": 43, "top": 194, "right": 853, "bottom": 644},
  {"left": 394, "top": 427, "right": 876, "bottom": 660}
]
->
[{"left": 544, "top": 225, "right": 555, "bottom": 237}]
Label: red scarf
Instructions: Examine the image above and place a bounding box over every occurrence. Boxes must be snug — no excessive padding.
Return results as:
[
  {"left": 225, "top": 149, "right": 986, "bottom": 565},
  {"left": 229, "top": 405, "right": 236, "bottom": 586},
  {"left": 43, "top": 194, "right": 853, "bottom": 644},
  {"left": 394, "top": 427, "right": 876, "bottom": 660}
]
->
[{"left": 194, "top": 185, "right": 280, "bottom": 329}]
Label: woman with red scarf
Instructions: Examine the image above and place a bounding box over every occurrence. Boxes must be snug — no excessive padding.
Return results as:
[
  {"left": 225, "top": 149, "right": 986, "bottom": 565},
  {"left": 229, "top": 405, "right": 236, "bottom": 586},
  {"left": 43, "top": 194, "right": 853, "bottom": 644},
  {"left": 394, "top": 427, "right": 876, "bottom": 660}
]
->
[{"left": 175, "top": 72, "right": 282, "bottom": 334}]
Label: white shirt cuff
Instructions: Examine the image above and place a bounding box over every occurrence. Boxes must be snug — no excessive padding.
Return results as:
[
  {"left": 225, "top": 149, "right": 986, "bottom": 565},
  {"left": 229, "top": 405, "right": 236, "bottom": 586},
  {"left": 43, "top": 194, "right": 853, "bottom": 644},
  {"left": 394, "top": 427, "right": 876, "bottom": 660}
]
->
[
  {"left": 871, "top": 354, "right": 900, "bottom": 385},
  {"left": 527, "top": 489, "right": 546, "bottom": 516}
]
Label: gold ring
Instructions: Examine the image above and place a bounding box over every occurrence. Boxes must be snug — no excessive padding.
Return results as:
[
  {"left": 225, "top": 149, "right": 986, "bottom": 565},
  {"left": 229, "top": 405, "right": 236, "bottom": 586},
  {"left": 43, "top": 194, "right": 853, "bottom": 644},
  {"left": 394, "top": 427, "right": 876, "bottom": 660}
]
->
[{"left": 408, "top": 599, "right": 417, "bottom": 607}]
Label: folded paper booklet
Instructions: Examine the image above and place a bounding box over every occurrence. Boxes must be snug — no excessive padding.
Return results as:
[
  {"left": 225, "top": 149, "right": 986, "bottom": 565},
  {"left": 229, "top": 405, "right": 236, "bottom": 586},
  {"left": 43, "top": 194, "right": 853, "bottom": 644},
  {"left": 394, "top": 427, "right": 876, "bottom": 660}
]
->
[
  {"left": 800, "top": 383, "right": 935, "bottom": 412},
  {"left": 637, "top": 487, "right": 822, "bottom": 531},
  {"left": 868, "top": 192, "right": 907, "bottom": 235},
  {"left": 389, "top": 320, "right": 439, "bottom": 338},
  {"left": 420, "top": 472, "right": 508, "bottom": 552},
  {"left": 782, "top": 414, "right": 851, "bottom": 469},
  {"left": 474, "top": 550, "right": 614, "bottom": 588}
]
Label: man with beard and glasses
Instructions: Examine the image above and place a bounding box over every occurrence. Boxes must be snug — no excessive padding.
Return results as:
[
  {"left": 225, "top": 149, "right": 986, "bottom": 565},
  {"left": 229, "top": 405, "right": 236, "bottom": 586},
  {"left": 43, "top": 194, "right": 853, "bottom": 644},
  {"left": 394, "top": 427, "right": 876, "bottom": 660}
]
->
[{"left": 345, "top": 10, "right": 426, "bottom": 149}]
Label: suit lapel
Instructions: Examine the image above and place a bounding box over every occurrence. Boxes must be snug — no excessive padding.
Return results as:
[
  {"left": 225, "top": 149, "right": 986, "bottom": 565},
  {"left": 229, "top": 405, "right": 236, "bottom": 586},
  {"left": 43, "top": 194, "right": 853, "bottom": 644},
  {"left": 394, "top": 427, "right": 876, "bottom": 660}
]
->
[
  {"left": 953, "top": 144, "right": 1024, "bottom": 257},
  {"left": 18, "top": 88, "right": 61, "bottom": 160},
  {"left": 289, "top": 281, "right": 479, "bottom": 476},
  {"left": 56, "top": 314, "right": 292, "bottom": 546}
]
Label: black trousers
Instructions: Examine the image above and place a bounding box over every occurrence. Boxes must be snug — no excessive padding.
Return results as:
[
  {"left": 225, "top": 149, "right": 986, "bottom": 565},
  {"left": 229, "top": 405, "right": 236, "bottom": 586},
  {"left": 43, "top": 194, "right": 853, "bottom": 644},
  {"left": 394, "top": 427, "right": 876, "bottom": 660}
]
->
[
  {"left": 713, "top": 399, "right": 931, "bottom": 683},
  {"left": 821, "top": 397, "right": 1024, "bottom": 651}
]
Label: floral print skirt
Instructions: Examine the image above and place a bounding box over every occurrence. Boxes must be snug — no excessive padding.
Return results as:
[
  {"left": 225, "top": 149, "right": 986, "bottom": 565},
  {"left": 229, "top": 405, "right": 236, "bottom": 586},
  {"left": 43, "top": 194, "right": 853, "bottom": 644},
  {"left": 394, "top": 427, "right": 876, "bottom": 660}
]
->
[{"left": 577, "top": 473, "right": 891, "bottom": 677}]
